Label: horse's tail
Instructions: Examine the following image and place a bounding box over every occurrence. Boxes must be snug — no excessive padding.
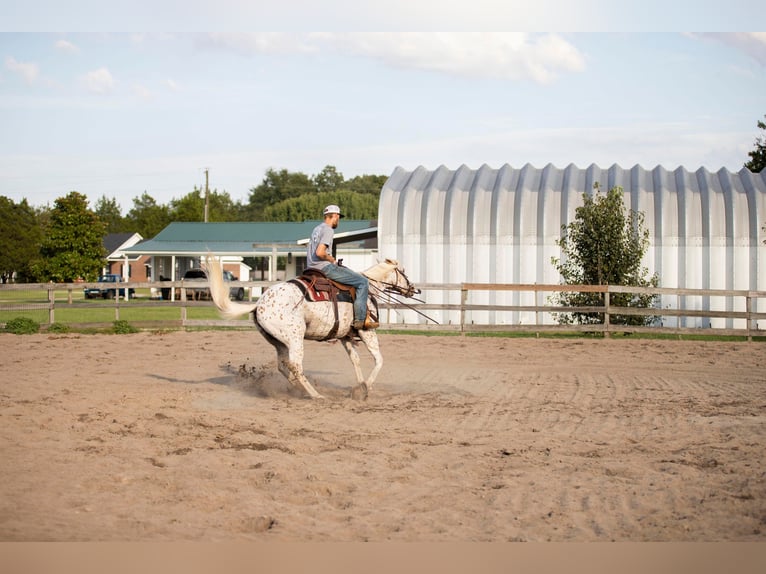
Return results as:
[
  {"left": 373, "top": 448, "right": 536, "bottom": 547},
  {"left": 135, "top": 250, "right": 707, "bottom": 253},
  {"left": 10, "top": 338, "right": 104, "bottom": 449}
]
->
[{"left": 204, "top": 254, "right": 257, "bottom": 319}]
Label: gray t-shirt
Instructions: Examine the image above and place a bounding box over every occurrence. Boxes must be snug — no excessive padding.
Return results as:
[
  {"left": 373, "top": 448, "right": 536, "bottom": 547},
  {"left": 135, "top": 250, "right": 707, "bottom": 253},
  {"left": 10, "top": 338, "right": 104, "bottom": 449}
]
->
[{"left": 307, "top": 222, "right": 334, "bottom": 270}]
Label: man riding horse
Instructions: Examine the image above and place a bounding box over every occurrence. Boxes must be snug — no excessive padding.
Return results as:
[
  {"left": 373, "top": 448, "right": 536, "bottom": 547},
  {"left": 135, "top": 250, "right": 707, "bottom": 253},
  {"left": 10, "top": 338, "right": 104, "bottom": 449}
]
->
[{"left": 306, "top": 204, "right": 379, "bottom": 331}]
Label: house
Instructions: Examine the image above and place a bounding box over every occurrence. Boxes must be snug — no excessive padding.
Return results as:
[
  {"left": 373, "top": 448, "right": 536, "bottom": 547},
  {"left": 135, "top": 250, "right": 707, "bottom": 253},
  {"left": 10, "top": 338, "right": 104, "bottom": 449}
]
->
[
  {"left": 122, "top": 220, "right": 378, "bottom": 288},
  {"left": 101, "top": 232, "right": 150, "bottom": 281}
]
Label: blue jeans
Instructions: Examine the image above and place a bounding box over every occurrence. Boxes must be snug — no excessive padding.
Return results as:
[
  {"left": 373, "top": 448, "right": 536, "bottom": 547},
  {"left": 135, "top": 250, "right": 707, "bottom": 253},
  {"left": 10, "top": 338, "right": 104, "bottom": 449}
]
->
[{"left": 321, "top": 263, "right": 370, "bottom": 322}]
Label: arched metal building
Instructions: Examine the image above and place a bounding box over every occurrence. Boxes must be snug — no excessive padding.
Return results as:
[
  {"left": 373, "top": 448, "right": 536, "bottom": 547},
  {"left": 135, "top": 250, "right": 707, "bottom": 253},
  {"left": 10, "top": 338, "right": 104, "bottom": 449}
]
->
[{"left": 378, "top": 163, "right": 766, "bottom": 328}]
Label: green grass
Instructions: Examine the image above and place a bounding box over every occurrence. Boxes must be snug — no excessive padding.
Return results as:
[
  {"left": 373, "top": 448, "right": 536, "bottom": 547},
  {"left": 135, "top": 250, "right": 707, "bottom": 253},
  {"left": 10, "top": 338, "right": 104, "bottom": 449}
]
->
[
  {"left": 381, "top": 328, "right": 764, "bottom": 343},
  {"left": 0, "top": 294, "right": 231, "bottom": 328}
]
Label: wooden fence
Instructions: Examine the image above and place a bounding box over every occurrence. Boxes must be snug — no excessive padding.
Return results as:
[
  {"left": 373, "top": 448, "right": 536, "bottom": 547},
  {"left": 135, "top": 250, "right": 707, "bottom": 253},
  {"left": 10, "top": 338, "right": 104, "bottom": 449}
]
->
[{"left": 1, "top": 280, "right": 765, "bottom": 339}]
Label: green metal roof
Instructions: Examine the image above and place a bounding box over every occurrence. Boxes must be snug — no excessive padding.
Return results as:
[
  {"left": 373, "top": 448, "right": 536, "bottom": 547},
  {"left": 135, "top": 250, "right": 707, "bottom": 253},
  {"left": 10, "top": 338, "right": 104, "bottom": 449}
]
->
[{"left": 123, "top": 220, "right": 376, "bottom": 256}]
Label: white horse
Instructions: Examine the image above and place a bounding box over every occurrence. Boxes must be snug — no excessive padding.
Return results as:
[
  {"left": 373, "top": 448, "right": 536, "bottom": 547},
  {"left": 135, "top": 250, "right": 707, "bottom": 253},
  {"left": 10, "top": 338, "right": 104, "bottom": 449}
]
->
[{"left": 205, "top": 256, "right": 418, "bottom": 400}]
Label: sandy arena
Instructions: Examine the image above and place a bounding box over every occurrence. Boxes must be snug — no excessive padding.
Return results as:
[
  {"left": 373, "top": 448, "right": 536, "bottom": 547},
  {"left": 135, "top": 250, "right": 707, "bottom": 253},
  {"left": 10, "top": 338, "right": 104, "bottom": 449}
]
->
[{"left": 1, "top": 330, "right": 764, "bottom": 541}]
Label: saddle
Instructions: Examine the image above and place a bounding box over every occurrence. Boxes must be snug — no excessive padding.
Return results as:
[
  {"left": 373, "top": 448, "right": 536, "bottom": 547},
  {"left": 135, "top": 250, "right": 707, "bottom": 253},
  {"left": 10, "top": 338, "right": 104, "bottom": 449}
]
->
[{"left": 288, "top": 268, "right": 377, "bottom": 340}]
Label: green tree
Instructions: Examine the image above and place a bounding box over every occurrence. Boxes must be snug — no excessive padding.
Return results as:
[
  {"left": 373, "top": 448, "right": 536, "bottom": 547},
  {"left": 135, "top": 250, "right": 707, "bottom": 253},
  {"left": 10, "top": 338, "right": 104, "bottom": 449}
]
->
[
  {"left": 245, "top": 168, "right": 315, "bottom": 220},
  {"left": 0, "top": 196, "right": 43, "bottom": 283},
  {"left": 34, "top": 191, "right": 106, "bottom": 282},
  {"left": 745, "top": 114, "right": 766, "bottom": 173},
  {"left": 94, "top": 195, "right": 126, "bottom": 233},
  {"left": 262, "top": 189, "right": 379, "bottom": 221},
  {"left": 345, "top": 173, "right": 388, "bottom": 195},
  {"left": 313, "top": 165, "right": 345, "bottom": 194},
  {"left": 550, "top": 183, "right": 659, "bottom": 326},
  {"left": 170, "top": 187, "right": 245, "bottom": 222},
  {"left": 125, "top": 192, "right": 172, "bottom": 238}
]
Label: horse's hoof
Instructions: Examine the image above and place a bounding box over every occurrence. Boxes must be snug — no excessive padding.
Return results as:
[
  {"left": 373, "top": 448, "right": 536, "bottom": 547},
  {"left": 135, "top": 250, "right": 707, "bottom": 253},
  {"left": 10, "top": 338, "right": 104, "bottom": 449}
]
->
[{"left": 351, "top": 383, "right": 368, "bottom": 401}]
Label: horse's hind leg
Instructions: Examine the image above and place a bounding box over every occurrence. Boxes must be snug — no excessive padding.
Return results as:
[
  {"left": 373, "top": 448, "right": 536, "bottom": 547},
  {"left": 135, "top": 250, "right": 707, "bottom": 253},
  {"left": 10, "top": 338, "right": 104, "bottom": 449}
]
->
[{"left": 272, "top": 340, "right": 324, "bottom": 399}]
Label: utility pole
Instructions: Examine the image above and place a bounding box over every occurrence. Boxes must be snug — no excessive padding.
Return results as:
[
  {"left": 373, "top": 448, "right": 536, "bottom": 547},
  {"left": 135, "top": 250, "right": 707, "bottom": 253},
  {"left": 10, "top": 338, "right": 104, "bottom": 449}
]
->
[{"left": 204, "top": 168, "right": 209, "bottom": 223}]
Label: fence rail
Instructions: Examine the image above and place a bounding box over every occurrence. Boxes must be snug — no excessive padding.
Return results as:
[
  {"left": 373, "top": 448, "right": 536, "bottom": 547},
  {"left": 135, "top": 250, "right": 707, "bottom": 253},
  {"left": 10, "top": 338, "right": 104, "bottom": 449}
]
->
[{"left": 1, "top": 280, "right": 765, "bottom": 340}]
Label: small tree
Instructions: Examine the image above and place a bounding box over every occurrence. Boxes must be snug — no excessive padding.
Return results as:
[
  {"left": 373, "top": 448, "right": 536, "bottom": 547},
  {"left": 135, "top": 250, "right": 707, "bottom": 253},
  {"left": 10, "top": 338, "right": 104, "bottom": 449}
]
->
[
  {"left": 34, "top": 191, "right": 106, "bottom": 282},
  {"left": 551, "top": 183, "right": 659, "bottom": 326},
  {"left": 745, "top": 114, "right": 766, "bottom": 173},
  {"left": 0, "top": 196, "right": 42, "bottom": 282}
]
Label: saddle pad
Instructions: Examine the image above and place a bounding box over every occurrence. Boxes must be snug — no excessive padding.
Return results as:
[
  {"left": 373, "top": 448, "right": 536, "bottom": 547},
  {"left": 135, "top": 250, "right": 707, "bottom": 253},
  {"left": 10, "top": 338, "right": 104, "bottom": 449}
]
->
[{"left": 289, "top": 277, "right": 353, "bottom": 304}]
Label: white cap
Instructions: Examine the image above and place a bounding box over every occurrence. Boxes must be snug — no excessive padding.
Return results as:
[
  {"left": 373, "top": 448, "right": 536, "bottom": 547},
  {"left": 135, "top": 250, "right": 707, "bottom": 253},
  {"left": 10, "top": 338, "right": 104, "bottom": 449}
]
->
[{"left": 323, "top": 204, "right": 344, "bottom": 218}]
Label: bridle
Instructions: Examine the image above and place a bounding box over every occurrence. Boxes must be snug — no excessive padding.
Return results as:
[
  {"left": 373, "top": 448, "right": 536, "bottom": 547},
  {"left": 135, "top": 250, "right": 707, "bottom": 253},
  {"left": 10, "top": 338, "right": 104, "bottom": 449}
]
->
[
  {"left": 379, "top": 267, "right": 419, "bottom": 298},
  {"left": 369, "top": 265, "right": 437, "bottom": 324}
]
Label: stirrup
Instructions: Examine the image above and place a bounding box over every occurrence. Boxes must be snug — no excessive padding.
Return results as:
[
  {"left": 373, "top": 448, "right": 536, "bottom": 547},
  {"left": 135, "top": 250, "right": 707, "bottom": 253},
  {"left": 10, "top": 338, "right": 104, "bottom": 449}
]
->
[{"left": 352, "top": 317, "right": 379, "bottom": 331}]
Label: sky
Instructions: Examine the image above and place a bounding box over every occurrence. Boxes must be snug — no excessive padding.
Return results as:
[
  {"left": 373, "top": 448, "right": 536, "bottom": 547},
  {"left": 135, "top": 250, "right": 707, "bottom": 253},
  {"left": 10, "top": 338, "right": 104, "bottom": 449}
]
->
[{"left": 1, "top": 1, "right": 765, "bottom": 212}]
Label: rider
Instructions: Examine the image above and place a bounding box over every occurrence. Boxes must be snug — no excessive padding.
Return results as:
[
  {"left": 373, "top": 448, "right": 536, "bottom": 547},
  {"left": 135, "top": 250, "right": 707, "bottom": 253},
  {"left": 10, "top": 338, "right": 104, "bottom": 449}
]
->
[{"left": 306, "top": 205, "right": 379, "bottom": 330}]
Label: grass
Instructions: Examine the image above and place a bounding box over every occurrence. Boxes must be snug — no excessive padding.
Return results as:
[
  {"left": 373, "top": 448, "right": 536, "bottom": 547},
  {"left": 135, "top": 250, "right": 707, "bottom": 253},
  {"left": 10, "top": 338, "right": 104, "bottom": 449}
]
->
[
  {"left": 2, "top": 288, "right": 762, "bottom": 341},
  {"left": 0, "top": 288, "right": 240, "bottom": 329},
  {"left": 381, "top": 328, "right": 765, "bottom": 343}
]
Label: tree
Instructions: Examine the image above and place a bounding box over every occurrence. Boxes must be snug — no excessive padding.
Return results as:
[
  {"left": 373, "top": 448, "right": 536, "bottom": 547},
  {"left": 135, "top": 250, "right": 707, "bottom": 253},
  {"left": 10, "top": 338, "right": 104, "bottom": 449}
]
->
[
  {"left": 313, "top": 165, "right": 344, "bottom": 194},
  {"left": 245, "top": 168, "right": 315, "bottom": 220},
  {"left": 0, "top": 196, "right": 43, "bottom": 283},
  {"left": 34, "top": 191, "right": 106, "bottom": 282},
  {"left": 261, "top": 189, "right": 379, "bottom": 222},
  {"left": 345, "top": 173, "right": 388, "bottom": 195},
  {"left": 745, "top": 114, "right": 766, "bottom": 173},
  {"left": 550, "top": 183, "right": 659, "bottom": 326},
  {"left": 169, "top": 187, "right": 245, "bottom": 222},
  {"left": 125, "top": 192, "right": 171, "bottom": 238},
  {"left": 94, "top": 195, "right": 126, "bottom": 233}
]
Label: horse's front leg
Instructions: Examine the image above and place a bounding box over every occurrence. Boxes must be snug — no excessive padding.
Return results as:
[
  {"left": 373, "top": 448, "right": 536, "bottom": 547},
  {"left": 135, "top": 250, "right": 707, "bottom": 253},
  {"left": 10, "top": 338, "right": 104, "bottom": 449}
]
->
[
  {"left": 340, "top": 338, "right": 365, "bottom": 384},
  {"left": 343, "top": 330, "right": 383, "bottom": 400}
]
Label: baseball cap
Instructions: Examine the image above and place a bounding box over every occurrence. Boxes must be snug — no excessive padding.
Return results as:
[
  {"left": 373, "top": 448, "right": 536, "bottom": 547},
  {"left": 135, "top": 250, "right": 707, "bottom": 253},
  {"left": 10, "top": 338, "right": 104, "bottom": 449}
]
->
[{"left": 323, "top": 204, "right": 344, "bottom": 218}]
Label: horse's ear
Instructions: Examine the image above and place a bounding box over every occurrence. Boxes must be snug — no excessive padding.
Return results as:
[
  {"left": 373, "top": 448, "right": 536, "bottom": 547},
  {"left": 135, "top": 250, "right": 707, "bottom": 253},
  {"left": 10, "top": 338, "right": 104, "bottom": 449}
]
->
[{"left": 385, "top": 258, "right": 398, "bottom": 267}]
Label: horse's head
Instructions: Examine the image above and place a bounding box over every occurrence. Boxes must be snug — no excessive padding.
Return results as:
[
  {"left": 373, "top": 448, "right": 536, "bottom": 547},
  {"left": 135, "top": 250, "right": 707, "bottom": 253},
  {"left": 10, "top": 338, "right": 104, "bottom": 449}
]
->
[{"left": 367, "top": 258, "right": 420, "bottom": 298}]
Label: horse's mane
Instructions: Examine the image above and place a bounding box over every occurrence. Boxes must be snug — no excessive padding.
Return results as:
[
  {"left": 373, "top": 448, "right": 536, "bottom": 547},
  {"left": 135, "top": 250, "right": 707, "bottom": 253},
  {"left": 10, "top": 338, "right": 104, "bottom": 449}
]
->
[{"left": 363, "top": 258, "right": 398, "bottom": 282}]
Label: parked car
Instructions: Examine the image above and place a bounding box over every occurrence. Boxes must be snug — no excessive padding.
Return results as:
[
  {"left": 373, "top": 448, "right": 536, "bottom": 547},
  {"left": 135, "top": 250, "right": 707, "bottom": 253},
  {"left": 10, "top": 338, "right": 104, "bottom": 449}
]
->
[
  {"left": 179, "top": 268, "right": 245, "bottom": 301},
  {"left": 83, "top": 274, "right": 136, "bottom": 299}
]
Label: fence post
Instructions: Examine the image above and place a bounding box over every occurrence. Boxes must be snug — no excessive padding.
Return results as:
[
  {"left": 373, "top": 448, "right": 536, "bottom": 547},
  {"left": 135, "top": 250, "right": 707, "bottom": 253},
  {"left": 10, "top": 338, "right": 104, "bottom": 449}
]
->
[
  {"left": 180, "top": 283, "right": 187, "bottom": 324},
  {"left": 603, "top": 288, "right": 610, "bottom": 338},
  {"left": 48, "top": 286, "right": 55, "bottom": 325},
  {"left": 746, "top": 294, "right": 753, "bottom": 342},
  {"left": 460, "top": 285, "right": 468, "bottom": 333}
]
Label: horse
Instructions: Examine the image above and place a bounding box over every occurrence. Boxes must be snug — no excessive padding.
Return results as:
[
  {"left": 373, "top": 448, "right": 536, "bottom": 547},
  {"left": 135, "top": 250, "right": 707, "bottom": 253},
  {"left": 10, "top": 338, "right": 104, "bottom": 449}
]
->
[{"left": 204, "top": 255, "right": 418, "bottom": 400}]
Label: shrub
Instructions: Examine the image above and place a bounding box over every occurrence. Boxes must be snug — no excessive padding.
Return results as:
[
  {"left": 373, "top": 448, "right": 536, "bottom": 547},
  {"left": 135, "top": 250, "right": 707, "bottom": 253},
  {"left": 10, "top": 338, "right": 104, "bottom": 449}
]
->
[
  {"left": 112, "top": 320, "right": 139, "bottom": 334},
  {"left": 47, "top": 322, "right": 71, "bottom": 334},
  {"left": 4, "top": 317, "right": 40, "bottom": 335}
]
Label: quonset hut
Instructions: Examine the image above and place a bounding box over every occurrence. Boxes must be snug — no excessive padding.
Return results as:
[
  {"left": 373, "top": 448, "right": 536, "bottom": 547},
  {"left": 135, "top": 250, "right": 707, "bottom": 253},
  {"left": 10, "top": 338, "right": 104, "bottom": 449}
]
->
[{"left": 378, "top": 163, "right": 766, "bottom": 328}]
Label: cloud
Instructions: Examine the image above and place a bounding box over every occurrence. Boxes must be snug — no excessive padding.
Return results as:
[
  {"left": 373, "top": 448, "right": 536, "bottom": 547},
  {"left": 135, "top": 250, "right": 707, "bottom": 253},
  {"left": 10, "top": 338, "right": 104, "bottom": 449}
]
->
[
  {"left": 694, "top": 32, "right": 766, "bottom": 66},
  {"left": 324, "top": 33, "right": 585, "bottom": 83},
  {"left": 201, "top": 32, "right": 586, "bottom": 83},
  {"left": 5, "top": 56, "right": 39, "bottom": 84},
  {"left": 165, "top": 78, "right": 180, "bottom": 91},
  {"left": 82, "top": 67, "right": 116, "bottom": 94},
  {"left": 55, "top": 39, "right": 79, "bottom": 53}
]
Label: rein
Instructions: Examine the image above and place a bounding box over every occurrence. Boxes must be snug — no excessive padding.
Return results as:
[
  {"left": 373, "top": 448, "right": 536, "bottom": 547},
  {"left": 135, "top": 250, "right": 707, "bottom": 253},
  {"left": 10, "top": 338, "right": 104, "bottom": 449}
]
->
[{"left": 369, "top": 268, "right": 440, "bottom": 325}]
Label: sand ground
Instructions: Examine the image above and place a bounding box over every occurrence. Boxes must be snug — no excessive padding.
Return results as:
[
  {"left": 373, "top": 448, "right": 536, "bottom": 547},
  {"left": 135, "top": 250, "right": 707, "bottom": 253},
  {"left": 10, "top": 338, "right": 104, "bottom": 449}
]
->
[{"left": 1, "top": 330, "right": 764, "bottom": 541}]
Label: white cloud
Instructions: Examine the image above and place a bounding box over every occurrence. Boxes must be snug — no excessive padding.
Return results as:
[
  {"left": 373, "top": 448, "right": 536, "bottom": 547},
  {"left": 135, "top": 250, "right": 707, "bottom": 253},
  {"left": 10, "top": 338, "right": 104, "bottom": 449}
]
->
[
  {"left": 201, "top": 32, "right": 586, "bottom": 83},
  {"left": 55, "top": 39, "right": 79, "bottom": 53},
  {"left": 5, "top": 56, "right": 39, "bottom": 84},
  {"left": 82, "top": 67, "right": 116, "bottom": 94},
  {"left": 326, "top": 33, "right": 585, "bottom": 83},
  {"left": 694, "top": 32, "right": 766, "bottom": 66},
  {"left": 165, "top": 78, "right": 180, "bottom": 91}
]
